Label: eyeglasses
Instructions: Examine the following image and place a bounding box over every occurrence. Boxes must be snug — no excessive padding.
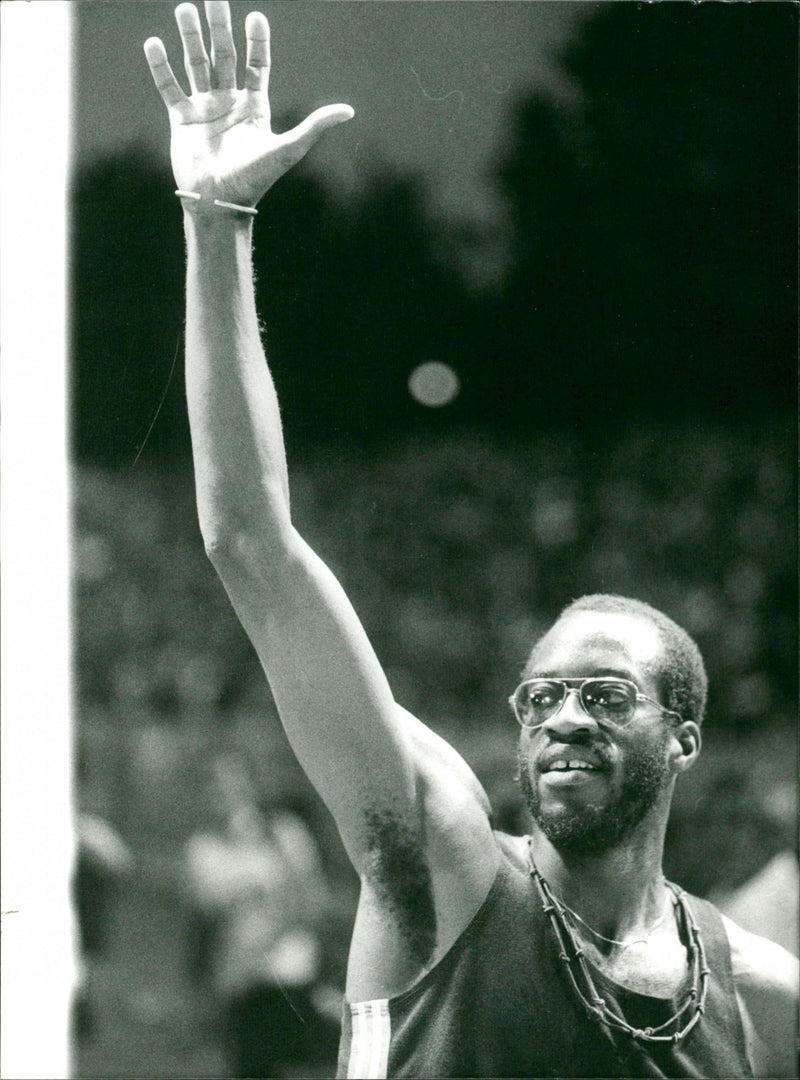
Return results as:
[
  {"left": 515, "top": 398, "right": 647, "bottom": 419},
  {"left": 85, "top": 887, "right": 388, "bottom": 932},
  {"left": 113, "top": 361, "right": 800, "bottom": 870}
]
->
[{"left": 509, "top": 677, "right": 680, "bottom": 730}]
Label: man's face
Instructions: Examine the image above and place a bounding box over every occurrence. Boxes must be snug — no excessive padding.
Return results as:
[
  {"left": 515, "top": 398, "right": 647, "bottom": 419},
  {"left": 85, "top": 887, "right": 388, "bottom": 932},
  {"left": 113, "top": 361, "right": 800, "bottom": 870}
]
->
[{"left": 517, "top": 611, "right": 675, "bottom": 858}]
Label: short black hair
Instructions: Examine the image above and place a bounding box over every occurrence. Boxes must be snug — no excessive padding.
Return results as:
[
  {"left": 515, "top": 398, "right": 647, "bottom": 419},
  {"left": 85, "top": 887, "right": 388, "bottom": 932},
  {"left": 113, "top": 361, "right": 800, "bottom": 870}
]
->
[{"left": 541, "top": 593, "right": 708, "bottom": 727}]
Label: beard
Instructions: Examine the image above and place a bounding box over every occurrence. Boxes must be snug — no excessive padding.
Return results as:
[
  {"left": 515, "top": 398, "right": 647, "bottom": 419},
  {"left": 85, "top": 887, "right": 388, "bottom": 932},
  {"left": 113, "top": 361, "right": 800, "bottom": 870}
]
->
[{"left": 517, "top": 734, "right": 671, "bottom": 858}]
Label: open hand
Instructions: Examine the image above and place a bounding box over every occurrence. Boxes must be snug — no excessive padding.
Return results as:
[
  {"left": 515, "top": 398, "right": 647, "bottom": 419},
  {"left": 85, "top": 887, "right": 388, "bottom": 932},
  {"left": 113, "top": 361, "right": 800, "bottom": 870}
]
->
[{"left": 144, "top": 1, "right": 354, "bottom": 208}]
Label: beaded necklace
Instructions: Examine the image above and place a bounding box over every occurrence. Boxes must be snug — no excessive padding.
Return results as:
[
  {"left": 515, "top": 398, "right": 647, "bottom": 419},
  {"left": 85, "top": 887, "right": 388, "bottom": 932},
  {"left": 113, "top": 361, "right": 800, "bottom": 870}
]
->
[{"left": 528, "top": 845, "right": 710, "bottom": 1045}]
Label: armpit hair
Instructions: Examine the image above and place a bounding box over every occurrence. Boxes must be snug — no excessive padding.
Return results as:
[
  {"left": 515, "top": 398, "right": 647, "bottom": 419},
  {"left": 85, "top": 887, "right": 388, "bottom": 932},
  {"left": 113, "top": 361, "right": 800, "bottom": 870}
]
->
[{"left": 363, "top": 807, "right": 437, "bottom": 969}]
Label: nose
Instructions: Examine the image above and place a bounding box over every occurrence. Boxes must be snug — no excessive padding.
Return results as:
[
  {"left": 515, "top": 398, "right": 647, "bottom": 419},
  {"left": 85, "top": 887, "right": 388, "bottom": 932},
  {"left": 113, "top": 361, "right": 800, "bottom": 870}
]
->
[{"left": 541, "top": 686, "right": 599, "bottom": 737}]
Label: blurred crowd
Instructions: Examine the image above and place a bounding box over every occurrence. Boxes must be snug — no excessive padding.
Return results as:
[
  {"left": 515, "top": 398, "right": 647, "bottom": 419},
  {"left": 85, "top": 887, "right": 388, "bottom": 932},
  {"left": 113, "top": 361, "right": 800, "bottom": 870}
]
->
[{"left": 72, "top": 424, "right": 796, "bottom": 1077}]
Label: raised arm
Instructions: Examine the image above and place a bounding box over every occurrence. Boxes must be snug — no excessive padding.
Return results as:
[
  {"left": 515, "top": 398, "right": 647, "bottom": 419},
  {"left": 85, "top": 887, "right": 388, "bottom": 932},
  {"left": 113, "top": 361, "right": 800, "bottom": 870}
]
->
[{"left": 143, "top": 2, "right": 497, "bottom": 921}]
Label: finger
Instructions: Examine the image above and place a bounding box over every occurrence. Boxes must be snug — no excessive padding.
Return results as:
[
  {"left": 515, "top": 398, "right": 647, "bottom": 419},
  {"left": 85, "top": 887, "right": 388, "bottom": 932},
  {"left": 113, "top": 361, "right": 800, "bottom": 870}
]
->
[
  {"left": 276, "top": 104, "right": 355, "bottom": 169},
  {"left": 175, "top": 3, "right": 211, "bottom": 94},
  {"left": 204, "top": 1, "right": 237, "bottom": 90},
  {"left": 244, "top": 11, "right": 270, "bottom": 94},
  {"left": 143, "top": 37, "right": 192, "bottom": 113}
]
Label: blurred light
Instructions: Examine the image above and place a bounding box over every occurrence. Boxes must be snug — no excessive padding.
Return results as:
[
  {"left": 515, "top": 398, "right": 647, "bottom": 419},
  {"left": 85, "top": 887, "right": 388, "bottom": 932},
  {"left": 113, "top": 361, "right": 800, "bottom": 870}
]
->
[
  {"left": 74, "top": 533, "right": 113, "bottom": 583},
  {"left": 409, "top": 361, "right": 460, "bottom": 408},
  {"left": 529, "top": 481, "right": 579, "bottom": 548}
]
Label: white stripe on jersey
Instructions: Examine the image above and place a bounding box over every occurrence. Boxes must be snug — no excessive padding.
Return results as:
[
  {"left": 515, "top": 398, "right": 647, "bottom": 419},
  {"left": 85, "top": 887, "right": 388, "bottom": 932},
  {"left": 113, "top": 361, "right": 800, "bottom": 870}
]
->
[{"left": 347, "top": 999, "right": 391, "bottom": 1079}]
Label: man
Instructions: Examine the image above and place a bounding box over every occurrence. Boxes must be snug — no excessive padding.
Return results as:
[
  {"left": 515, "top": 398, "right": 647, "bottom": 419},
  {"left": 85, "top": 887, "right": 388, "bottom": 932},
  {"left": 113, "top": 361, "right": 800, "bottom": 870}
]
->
[{"left": 144, "top": 5, "right": 797, "bottom": 1076}]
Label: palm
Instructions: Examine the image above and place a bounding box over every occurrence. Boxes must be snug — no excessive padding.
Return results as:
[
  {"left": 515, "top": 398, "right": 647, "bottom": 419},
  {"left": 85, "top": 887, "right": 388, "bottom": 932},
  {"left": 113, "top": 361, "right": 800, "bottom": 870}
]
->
[
  {"left": 169, "top": 89, "right": 282, "bottom": 204},
  {"left": 144, "top": 2, "right": 352, "bottom": 208}
]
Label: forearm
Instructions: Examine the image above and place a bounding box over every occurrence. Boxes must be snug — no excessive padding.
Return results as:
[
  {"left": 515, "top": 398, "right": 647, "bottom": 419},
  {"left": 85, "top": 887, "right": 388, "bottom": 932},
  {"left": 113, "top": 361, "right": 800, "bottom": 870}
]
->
[{"left": 184, "top": 207, "right": 291, "bottom": 555}]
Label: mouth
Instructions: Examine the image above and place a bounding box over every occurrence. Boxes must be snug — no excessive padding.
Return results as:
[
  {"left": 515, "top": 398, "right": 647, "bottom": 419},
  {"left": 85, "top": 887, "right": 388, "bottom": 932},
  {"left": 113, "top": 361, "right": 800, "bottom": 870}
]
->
[
  {"left": 539, "top": 749, "right": 608, "bottom": 772},
  {"left": 541, "top": 763, "right": 604, "bottom": 786},
  {"left": 543, "top": 758, "right": 600, "bottom": 774},
  {"left": 535, "top": 749, "right": 610, "bottom": 785}
]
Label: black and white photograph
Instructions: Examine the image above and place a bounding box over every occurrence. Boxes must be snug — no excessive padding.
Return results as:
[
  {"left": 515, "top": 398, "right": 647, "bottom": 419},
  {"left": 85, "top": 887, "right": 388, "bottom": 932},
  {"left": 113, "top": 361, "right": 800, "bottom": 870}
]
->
[{"left": 2, "top": 2, "right": 797, "bottom": 1077}]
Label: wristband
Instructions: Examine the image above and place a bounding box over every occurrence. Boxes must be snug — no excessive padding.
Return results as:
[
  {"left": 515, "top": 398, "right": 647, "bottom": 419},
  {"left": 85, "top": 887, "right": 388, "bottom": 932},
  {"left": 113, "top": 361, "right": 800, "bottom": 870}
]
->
[{"left": 175, "top": 190, "right": 258, "bottom": 216}]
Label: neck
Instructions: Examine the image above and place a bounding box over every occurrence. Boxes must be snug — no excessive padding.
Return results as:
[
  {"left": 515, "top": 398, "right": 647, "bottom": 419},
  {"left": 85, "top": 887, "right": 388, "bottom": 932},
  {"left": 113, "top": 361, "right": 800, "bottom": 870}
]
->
[{"left": 529, "top": 816, "right": 670, "bottom": 946}]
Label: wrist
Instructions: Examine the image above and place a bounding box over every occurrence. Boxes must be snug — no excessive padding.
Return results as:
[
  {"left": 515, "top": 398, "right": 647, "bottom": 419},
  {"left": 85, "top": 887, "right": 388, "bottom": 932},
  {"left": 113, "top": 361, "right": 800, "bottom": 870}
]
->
[
  {"left": 176, "top": 189, "right": 257, "bottom": 215},
  {"left": 178, "top": 189, "right": 257, "bottom": 235},
  {"left": 182, "top": 203, "right": 255, "bottom": 244}
]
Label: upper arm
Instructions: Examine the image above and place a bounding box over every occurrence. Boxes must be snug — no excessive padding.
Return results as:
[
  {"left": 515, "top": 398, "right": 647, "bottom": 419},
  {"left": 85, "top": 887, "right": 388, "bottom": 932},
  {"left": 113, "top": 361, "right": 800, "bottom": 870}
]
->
[
  {"left": 211, "top": 526, "right": 495, "bottom": 887},
  {"left": 723, "top": 915, "right": 799, "bottom": 1078}
]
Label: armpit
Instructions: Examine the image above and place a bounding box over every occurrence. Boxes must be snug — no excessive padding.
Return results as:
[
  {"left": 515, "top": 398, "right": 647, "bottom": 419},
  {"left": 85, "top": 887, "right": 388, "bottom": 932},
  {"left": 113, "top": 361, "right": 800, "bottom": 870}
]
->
[{"left": 362, "top": 806, "right": 437, "bottom": 969}]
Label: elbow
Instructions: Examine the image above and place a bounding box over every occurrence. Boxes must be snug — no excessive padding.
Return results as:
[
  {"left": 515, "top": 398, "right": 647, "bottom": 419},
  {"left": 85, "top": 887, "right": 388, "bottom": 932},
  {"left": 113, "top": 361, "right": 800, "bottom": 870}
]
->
[
  {"left": 201, "top": 524, "right": 256, "bottom": 571},
  {"left": 202, "top": 529, "right": 236, "bottom": 568},
  {"left": 198, "top": 476, "right": 293, "bottom": 574},
  {"left": 201, "top": 518, "right": 297, "bottom": 582}
]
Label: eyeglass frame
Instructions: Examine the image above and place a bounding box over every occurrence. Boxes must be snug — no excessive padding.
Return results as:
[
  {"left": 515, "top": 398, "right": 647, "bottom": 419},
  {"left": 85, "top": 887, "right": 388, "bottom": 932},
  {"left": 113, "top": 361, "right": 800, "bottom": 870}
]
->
[{"left": 508, "top": 676, "right": 682, "bottom": 730}]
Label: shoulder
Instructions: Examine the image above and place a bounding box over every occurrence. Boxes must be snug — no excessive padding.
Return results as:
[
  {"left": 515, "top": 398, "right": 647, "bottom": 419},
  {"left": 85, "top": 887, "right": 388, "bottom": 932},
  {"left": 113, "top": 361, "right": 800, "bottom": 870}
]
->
[
  {"left": 722, "top": 914, "right": 798, "bottom": 1078},
  {"left": 722, "top": 913, "right": 799, "bottom": 998}
]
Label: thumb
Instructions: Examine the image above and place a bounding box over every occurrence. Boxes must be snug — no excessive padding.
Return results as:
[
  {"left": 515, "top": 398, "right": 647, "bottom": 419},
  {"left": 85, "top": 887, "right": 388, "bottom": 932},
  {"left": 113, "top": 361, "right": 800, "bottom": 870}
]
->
[{"left": 276, "top": 103, "right": 355, "bottom": 169}]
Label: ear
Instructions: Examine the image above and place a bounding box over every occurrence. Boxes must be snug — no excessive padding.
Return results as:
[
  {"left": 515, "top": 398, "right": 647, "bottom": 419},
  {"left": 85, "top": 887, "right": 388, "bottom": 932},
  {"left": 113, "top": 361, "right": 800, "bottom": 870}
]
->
[{"left": 668, "top": 720, "right": 701, "bottom": 774}]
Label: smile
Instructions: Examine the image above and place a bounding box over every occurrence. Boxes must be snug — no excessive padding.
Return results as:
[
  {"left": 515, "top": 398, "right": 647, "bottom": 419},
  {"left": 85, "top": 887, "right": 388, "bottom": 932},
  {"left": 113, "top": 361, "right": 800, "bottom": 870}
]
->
[
  {"left": 546, "top": 759, "right": 599, "bottom": 772},
  {"left": 540, "top": 763, "right": 606, "bottom": 788}
]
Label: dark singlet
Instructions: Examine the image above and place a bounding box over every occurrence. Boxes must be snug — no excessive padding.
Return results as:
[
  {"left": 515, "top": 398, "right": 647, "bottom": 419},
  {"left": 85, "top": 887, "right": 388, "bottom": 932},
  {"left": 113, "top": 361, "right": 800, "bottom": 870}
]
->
[{"left": 337, "top": 832, "right": 753, "bottom": 1079}]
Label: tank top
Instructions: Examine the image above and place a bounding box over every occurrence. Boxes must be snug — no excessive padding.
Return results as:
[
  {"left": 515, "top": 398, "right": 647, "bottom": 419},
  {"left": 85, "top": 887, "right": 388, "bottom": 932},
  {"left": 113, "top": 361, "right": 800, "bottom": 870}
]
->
[{"left": 337, "top": 832, "right": 753, "bottom": 1078}]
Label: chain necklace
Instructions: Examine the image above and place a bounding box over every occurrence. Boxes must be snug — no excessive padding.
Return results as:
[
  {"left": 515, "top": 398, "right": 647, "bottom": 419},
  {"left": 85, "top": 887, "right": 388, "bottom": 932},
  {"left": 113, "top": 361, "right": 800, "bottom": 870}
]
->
[
  {"left": 555, "top": 888, "right": 669, "bottom": 950},
  {"left": 528, "top": 843, "right": 710, "bottom": 1045}
]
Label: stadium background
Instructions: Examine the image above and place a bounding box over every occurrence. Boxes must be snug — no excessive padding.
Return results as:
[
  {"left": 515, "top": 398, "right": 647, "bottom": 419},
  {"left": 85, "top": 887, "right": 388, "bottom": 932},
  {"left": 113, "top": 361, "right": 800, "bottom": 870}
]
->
[{"left": 71, "top": 3, "right": 796, "bottom": 1076}]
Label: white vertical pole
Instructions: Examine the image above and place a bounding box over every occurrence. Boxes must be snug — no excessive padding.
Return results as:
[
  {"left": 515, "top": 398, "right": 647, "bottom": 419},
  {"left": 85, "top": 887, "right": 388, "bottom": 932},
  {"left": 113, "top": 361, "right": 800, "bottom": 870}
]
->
[{"left": 1, "top": 3, "right": 76, "bottom": 1078}]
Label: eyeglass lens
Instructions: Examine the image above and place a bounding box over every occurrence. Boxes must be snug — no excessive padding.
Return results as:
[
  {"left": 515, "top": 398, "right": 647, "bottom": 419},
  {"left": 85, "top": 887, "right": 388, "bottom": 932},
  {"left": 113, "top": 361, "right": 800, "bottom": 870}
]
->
[{"left": 516, "top": 679, "right": 636, "bottom": 727}]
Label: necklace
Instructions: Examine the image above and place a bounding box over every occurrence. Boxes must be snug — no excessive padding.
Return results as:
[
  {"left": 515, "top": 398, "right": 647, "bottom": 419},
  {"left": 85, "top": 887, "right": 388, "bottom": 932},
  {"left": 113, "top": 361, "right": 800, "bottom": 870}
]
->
[
  {"left": 554, "top": 888, "right": 670, "bottom": 950},
  {"left": 527, "top": 842, "right": 710, "bottom": 1045}
]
